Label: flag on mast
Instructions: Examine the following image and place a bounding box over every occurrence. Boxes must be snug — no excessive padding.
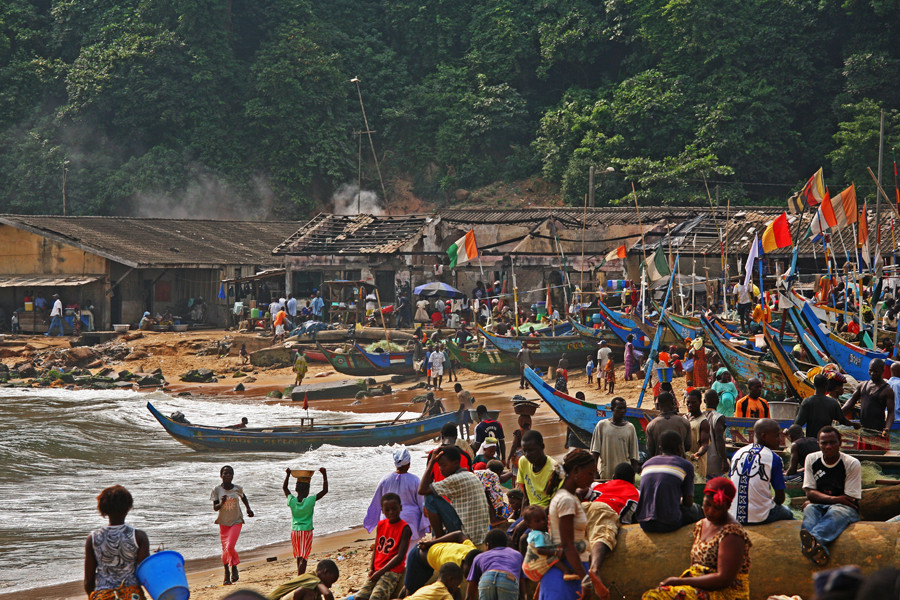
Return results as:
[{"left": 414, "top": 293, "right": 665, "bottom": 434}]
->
[
  {"left": 447, "top": 230, "right": 478, "bottom": 268},
  {"left": 644, "top": 247, "right": 671, "bottom": 282},
  {"left": 744, "top": 234, "right": 759, "bottom": 287},
  {"left": 808, "top": 184, "right": 857, "bottom": 238},
  {"left": 604, "top": 244, "right": 627, "bottom": 262},
  {"left": 859, "top": 203, "right": 871, "bottom": 267},
  {"left": 800, "top": 168, "right": 827, "bottom": 207},
  {"left": 761, "top": 212, "right": 792, "bottom": 253}
]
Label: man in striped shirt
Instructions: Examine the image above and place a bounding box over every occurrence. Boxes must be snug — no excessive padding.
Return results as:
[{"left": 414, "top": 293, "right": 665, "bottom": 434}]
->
[{"left": 634, "top": 430, "right": 701, "bottom": 533}]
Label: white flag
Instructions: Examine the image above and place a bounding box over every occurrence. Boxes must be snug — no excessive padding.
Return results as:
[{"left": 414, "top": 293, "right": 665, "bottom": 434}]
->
[{"left": 744, "top": 234, "right": 759, "bottom": 288}]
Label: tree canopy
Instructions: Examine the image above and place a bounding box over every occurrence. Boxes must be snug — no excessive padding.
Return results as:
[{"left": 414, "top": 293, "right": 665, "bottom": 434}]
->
[{"left": 0, "top": 0, "right": 898, "bottom": 216}]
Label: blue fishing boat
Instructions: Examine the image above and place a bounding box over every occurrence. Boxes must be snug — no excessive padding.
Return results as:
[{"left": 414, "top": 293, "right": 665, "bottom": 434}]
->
[
  {"left": 783, "top": 307, "right": 831, "bottom": 367},
  {"left": 592, "top": 308, "right": 652, "bottom": 353},
  {"left": 478, "top": 325, "right": 597, "bottom": 367},
  {"left": 147, "top": 402, "right": 456, "bottom": 452},
  {"left": 763, "top": 327, "right": 815, "bottom": 399},
  {"left": 355, "top": 344, "right": 416, "bottom": 375},
  {"left": 798, "top": 302, "right": 893, "bottom": 381},
  {"left": 700, "top": 316, "right": 793, "bottom": 402},
  {"left": 567, "top": 318, "right": 625, "bottom": 353}
]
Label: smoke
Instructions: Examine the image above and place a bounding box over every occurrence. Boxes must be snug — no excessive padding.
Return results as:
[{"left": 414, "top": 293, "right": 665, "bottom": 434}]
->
[
  {"left": 332, "top": 182, "right": 384, "bottom": 216},
  {"left": 127, "top": 172, "right": 274, "bottom": 220}
]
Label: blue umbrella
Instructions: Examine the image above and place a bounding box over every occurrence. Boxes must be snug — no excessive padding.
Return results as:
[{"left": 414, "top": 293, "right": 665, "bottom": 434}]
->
[{"left": 413, "top": 281, "right": 464, "bottom": 299}]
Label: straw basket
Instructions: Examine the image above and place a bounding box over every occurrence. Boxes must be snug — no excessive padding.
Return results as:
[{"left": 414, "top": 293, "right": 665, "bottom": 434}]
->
[{"left": 291, "top": 469, "right": 314, "bottom": 482}]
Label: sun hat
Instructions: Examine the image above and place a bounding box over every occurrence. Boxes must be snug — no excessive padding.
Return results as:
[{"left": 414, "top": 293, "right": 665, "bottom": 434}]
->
[{"left": 393, "top": 448, "right": 411, "bottom": 468}]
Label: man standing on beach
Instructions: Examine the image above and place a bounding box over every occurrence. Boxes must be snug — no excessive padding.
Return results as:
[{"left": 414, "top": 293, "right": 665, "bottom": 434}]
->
[
  {"left": 429, "top": 343, "right": 446, "bottom": 391},
  {"left": 472, "top": 405, "right": 506, "bottom": 463},
  {"left": 286, "top": 293, "right": 297, "bottom": 323},
  {"left": 311, "top": 291, "right": 324, "bottom": 321},
  {"left": 735, "top": 378, "right": 770, "bottom": 419},
  {"left": 645, "top": 392, "right": 691, "bottom": 457},
  {"left": 47, "top": 293, "right": 65, "bottom": 336},
  {"left": 516, "top": 342, "right": 532, "bottom": 389},
  {"left": 590, "top": 396, "right": 640, "bottom": 479},
  {"left": 796, "top": 374, "right": 858, "bottom": 439}
]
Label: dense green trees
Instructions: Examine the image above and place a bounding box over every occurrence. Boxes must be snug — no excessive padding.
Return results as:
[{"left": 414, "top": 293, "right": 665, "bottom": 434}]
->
[{"left": 0, "top": 0, "right": 897, "bottom": 216}]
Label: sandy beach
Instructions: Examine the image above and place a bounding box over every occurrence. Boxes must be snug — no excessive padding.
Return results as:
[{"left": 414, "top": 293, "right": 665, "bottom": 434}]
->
[{"left": 0, "top": 328, "right": 679, "bottom": 600}]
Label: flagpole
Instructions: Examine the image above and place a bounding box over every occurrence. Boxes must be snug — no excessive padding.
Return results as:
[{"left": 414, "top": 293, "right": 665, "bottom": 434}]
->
[
  {"left": 723, "top": 189, "right": 730, "bottom": 315},
  {"left": 702, "top": 175, "right": 726, "bottom": 312},
  {"left": 631, "top": 182, "right": 648, "bottom": 318},
  {"left": 637, "top": 253, "right": 680, "bottom": 409}
]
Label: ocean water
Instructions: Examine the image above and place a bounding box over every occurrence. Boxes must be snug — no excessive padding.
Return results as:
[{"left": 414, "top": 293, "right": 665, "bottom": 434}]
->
[{"left": 0, "top": 388, "right": 431, "bottom": 593}]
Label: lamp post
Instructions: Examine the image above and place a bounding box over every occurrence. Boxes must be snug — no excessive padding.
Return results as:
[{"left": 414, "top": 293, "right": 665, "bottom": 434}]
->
[{"left": 588, "top": 166, "right": 616, "bottom": 207}]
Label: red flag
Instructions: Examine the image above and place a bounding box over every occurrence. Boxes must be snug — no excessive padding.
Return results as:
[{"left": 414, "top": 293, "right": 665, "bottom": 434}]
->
[
  {"left": 303, "top": 392, "right": 309, "bottom": 410},
  {"left": 761, "top": 212, "right": 793, "bottom": 253}
]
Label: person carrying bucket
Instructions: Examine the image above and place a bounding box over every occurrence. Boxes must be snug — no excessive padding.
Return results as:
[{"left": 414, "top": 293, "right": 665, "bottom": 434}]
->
[{"left": 84, "top": 484, "right": 150, "bottom": 600}]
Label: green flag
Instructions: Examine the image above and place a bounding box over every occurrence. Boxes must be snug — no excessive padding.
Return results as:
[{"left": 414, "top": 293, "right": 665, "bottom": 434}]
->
[{"left": 644, "top": 247, "right": 671, "bottom": 282}]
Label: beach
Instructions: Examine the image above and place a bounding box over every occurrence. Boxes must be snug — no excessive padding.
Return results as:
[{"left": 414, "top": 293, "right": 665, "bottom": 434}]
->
[{"left": 1, "top": 329, "right": 665, "bottom": 599}]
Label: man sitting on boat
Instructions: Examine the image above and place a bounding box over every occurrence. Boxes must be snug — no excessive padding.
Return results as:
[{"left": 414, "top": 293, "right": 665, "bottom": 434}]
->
[
  {"left": 635, "top": 430, "right": 702, "bottom": 533},
  {"left": 646, "top": 393, "right": 691, "bottom": 458},
  {"left": 800, "top": 426, "right": 862, "bottom": 566}
]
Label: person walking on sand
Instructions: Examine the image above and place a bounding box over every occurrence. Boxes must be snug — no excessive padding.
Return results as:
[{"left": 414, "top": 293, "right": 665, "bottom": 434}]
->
[
  {"left": 211, "top": 465, "right": 255, "bottom": 585},
  {"left": 293, "top": 351, "right": 309, "bottom": 387},
  {"left": 47, "top": 293, "right": 65, "bottom": 336},
  {"left": 283, "top": 467, "right": 328, "bottom": 575},
  {"left": 365, "top": 449, "right": 429, "bottom": 544},
  {"left": 84, "top": 485, "right": 150, "bottom": 600},
  {"left": 624, "top": 334, "right": 637, "bottom": 381},
  {"left": 240, "top": 343, "right": 249, "bottom": 366},
  {"left": 430, "top": 343, "right": 446, "bottom": 390},
  {"left": 273, "top": 306, "right": 289, "bottom": 343}
]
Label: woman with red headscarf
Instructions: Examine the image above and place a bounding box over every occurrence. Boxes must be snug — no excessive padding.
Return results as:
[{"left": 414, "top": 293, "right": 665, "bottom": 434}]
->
[{"left": 642, "top": 478, "right": 752, "bottom": 600}]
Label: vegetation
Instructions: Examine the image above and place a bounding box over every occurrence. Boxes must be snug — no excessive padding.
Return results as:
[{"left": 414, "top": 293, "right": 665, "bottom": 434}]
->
[{"left": 1, "top": 0, "right": 898, "bottom": 216}]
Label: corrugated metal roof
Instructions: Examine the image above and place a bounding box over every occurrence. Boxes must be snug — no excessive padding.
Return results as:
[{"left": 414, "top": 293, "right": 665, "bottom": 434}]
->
[
  {"left": 0, "top": 216, "right": 302, "bottom": 268},
  {"left": 0, "top": 275, "right": 102, "bottom": 287},
  {"left": 274, "top": 213, "right": 429, "bottom": 255}
]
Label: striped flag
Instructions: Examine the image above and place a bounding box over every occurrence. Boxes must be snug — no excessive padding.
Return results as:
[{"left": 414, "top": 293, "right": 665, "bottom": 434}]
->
[
  {"left": 604, "top": 244, "right": 627, "bottom": 262},
  {"left": 808, "top": 184, "right": 857, "bottom": 238},
  {"left": 447, "top": 230, "right": 478, "bottom": 268},
  {"left": 644, "top": 247, "right": 671, "bottom": 282},
  {"left": 801, "top": 168, "right": 827, "bottom": 207},
  {"left": 859, "top": 203, "right": 870, "bottom": 267},
  {"left": 761, "top": 212, "right": 792, "bottom": 253}
]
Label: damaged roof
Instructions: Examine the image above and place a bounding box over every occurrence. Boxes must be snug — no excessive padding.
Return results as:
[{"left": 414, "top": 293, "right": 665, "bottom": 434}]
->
[
  {"left": 274, "top": 213, "right": 430, "bottom": 255},
  {"left": 0, "top": 215, "right": 302, "bottom": 268}
]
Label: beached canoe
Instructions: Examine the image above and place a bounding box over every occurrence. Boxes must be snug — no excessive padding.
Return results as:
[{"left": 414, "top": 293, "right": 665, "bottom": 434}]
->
[
  {"left": 478, "top": 325, "right": 597, "bottom": 367},
  {"left": 763, "top": 327, "right": 815, "bottom": 400},
  {"left": 567, "top": 318, "right": 626, "bottom": 355},
  {"left": 445, "top": 341, "right": 520, "bottom": 376},
  {"left": 592, "top": 308, "right": 653, "bottom": 353},
  {"left": 354, "top": 343, "right": 416, "bottom": 375},
  {"left": 147, "top": 401, "right": 455, "bottom": 452},
  {"left": 316, "top": 342, "right": 383, "bottom": 377},
  {"left": 701, "top": 316, "right": 794, "bottom": 402}
]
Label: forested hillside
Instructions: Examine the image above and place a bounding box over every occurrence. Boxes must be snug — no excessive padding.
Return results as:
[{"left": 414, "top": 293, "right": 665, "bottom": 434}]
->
[{"left": 1, "top": 0, "right": 899, "bottom": 218}]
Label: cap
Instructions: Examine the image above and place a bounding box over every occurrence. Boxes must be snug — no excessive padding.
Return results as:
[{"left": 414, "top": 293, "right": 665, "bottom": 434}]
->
[
  {"left": 143, "top": 311, "right": 150, "bottom": 317},
  {"left": 473, "top": 462, "right": 488, "bottom": 470},
  {"left": 393, "top": 448, "right": 411, "bottom": 468},
  {"left": 482, "top": 437, "right": 498, "bottom": 449}
]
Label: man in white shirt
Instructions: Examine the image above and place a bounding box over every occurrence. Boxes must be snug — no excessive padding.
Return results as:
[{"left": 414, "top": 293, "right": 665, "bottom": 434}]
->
[
  {"left": 728, "top": 419, "right": 792, "bottom": 525},
  {"left": 429, "top": 344, "right": 446, "bottom": 391},
  {"left": 733, "top": 281, "right": 753, "bottom": 333},
  {"left": 800, "top": 426, "right": 862, "bottom": 566},
  {"left": 47, "top": 293, "right": 65, "bottom": 336}
]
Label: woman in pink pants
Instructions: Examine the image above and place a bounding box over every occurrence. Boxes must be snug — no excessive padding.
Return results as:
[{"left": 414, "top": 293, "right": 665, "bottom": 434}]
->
[{"left": 211, "top": 465, "right": 254, "bottom": 585}]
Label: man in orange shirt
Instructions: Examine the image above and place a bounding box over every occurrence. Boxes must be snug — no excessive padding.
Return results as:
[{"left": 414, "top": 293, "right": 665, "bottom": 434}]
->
[
  {"left": 273, "top": 307, "right": 289, "bottom": 343},
  {"left": 735, "top": 378, "right": 770, "bottom": 419}
]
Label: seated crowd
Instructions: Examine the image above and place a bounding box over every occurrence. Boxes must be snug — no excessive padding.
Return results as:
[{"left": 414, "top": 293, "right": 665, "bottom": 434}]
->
[{"left": 263, "top": 381, "right": 873, "bottom": 600}]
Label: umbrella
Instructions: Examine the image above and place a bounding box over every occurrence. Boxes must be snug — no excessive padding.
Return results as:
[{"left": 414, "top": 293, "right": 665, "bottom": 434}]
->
[{"left": 413, "top": 281, "right": 464, "bottom": 299}]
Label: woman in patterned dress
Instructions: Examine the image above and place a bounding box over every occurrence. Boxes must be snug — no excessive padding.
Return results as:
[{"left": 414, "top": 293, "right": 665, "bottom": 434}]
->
[
  {"left": 84, "top": 485, "right": 150, "bottom": 600},
  {"left": 642, "top": 478, "right": 751, "bottom": 600}
]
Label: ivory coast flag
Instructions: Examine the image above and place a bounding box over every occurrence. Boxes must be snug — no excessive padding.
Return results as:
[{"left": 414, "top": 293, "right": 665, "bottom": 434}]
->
[
  {"left": 604, "top": 244, "right": 627, "bottom": 262},
  {"left": 447, "top": 230, "right": 478, "bottom": 268},
  {"left": 761, "top": 212, "right": 792, "bottom": 253},
  {"left": 643, "top": 247, "right": 671, "bottom": 282}
]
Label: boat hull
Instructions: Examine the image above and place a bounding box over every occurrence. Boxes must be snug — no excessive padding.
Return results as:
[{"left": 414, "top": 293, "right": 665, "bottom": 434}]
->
[
  {"left": 147, "top": 402, "right": 455, "bottom": 452},
  {"left": 446, "top": 341, "right": 520, "bottom": 375},
  {"left": 317, "top": 342, "right": 383, "bottom": 376},
  {"left": 478, "top": 326, "right": 597, "bottom": 367}
]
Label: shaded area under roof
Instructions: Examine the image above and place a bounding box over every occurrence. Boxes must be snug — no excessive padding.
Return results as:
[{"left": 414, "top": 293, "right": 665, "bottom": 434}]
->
[
  {"left": 0, "top": 275, "right": 101, "bottom": 287},
  {"left": 0, "top": 215, "right": 302, "bottom": 268}
]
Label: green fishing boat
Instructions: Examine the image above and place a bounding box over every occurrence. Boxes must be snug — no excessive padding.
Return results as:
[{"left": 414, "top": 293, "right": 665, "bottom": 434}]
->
[{"left": 446, "top": 341, "right": 520, "bottom": 376}]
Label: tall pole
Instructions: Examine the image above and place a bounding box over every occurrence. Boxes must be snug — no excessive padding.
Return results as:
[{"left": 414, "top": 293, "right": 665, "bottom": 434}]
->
[
  {"left": 357, "top": 130, "right": 362, "bottom": 214},
  {"left": 876, "top": 109, "right": 885, "bottom": 247},
  {"left": 588, "top": 166, "right": 595, "bottom": 208},
  {"left": 350, "top": 77, "right": 388, "bottom": 206},
  {"left": 62, "top": 160, "right": 69, "bottom": 216}
]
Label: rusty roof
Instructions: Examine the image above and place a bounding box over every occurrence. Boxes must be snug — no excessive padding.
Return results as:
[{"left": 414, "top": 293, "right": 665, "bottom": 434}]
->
[
  {"left": 274, "top": 213, "right": 430, "bottom": 255},
  {"left": 0, "top": 215, "right": 302, "bottom": 268}
]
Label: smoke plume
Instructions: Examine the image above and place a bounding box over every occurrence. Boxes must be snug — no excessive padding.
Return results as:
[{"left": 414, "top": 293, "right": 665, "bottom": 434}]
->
[{"left": 332, "top": 183, "right": 384, "bottom": 216}]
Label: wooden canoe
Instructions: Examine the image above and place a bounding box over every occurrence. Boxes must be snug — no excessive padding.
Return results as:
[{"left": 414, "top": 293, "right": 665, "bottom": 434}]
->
[
  {"left": 147, "top": 401, "right": 456, "bottom": 452},
  {"left": 445, "top": 341, "right": 520, "bottom": 376}
]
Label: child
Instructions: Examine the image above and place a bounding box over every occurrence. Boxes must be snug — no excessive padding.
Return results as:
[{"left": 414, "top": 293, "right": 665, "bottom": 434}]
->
[
  {"left": 265, "top": 559, "right": 340, "bottom": 600},
  {"left": 604, "top": 357, "right": 615, "bottom": 394},
  {"left": 554, "top": 368, "right": 568, "bottom": 393},
  {"left": 405, "top": 563, "right": 463, "bottom": 600},
  {"left": 84, "top": 485, "right": 150, "bottom": 600},
  {"left": 283, "top": 467, "right": 328, "bottom": 575},
  {"left": 240, "top": 343, "right": 249, "bottom": 365},
  {"left": 356, "top": 493, "right": 411, "bottom": 600},
  {"left": 586, "top": 358, "right": 594, "bottom": 385},
  {"left": 521, "top": 505, "right": 582, "bottom": 582},
  {"left": 211, "top": 465, "right": 254, "bottom": 585}
]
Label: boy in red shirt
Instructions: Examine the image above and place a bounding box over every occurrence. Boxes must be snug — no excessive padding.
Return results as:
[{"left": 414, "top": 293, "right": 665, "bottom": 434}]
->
[{"left": 357, "top": 493, "right": 411, "bottom": 600}]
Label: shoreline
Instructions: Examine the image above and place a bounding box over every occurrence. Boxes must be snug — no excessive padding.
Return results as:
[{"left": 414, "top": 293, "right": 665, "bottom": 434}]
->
[{"left": 0, "top": 526, "right": 373, "bottom": 600}]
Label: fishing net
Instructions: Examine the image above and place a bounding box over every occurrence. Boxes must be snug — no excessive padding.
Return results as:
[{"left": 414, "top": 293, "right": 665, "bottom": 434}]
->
[{"left": 364, "top": 340, "right": 406, "bottom": 353}]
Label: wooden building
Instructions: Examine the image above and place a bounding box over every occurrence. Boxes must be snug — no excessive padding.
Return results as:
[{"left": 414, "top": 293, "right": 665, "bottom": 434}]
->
[{"left": 0, "top": 216, "right": 302, "bottom": 331}]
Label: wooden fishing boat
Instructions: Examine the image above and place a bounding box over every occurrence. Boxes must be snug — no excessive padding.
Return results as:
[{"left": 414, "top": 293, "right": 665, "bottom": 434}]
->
[
  {"left": 477, "top": 325, "right": 597, "bottom": 367},
  {"left": 592, "top": 308, "right": 653, "bottom": 353},
  {"left": 798, "top": 302, "right": 893, "bottom": 381},
  {"left": 782, "top": 308, "right": 831, "bottom": 367},
  {"left": 354, "top": 343, "right": 416, "bottom": 375},
  {"left": 763, "top": 327, "right": 815, "bottom": 399},
  {"left": 445, "top": 340, "right": 521, "bottom": 376},
  {"left": 662, "top": 311, "right": 701, "bottom": 341},
  {"left": 700, "top": 316, "right": 793, "bottom": 402},
  {"left": 596, "top": 299, "right": 656, "bottom": 339},
  {"left": 316, "top": 342, "right": 383, "bottom": 376},
  {"left": 147, "top": 402, "right": 456, "bottom": 452},
  {"left": 303, "top": 349, "right": 329, "bottom": 363},
  {"left": 567, "top": 318, "right": 626, "bottom": 354}
]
